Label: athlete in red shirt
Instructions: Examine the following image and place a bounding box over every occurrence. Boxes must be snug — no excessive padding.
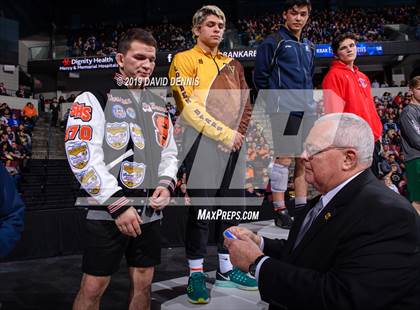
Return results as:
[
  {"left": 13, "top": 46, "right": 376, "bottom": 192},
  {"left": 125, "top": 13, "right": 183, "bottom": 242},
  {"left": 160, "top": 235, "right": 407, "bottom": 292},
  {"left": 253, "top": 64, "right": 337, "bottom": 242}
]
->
[
  {"left": 322, "top": 33, "right": 382, "bottom": 141},
  {"left": 322, "top": 33, "right": 383, "bottom": 176}
]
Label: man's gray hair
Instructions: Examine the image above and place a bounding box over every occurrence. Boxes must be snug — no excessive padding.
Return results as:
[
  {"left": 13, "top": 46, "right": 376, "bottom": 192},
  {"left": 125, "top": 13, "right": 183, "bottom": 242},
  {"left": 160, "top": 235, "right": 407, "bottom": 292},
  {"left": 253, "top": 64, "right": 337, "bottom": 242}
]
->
[{"left": 316, "top": 113, "right": 374, "bottom": 165}]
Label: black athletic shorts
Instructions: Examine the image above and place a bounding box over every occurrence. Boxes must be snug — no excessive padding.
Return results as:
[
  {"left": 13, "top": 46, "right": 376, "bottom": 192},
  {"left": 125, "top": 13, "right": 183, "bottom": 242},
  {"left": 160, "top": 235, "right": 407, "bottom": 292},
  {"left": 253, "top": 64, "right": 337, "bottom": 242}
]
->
[
  {"left": 82, "top": 219, "right": 161, "bottom": 276},
  {"left": 270, "top": 112, "right": 316, "bottom": 156}
]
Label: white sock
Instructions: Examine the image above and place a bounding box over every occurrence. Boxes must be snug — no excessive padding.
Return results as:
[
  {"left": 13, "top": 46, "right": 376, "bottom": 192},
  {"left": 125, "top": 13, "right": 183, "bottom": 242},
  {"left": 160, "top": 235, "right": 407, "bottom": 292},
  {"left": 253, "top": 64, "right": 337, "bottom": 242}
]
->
[
  {"left": 273, "top": 200, "right": 286, "bottom": 211},
  {"left": 188, "top": 258, "right": 204, "bottom": 275},
  {"left": 270, "top": 163, "right": 289, "bottom": 192},
  {"left": 218, "top": 253, "right": 233, "bottom": 274},
  {"left": 295, "top": 196, "right": 307, "bottom": 206}
]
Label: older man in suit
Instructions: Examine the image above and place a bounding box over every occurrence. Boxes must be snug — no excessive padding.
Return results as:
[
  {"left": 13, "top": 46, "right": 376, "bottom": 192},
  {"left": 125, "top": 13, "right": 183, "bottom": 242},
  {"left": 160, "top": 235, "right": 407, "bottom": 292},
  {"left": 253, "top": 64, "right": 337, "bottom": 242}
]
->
[{"left": 225, "top": 113, "right": 420, "bottom": 310}]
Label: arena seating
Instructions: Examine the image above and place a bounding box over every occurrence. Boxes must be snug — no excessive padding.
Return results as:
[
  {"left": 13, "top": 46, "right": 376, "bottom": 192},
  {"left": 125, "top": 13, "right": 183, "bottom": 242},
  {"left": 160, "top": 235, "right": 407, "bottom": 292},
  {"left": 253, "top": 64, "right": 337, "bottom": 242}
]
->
[
  {"left": 65, "top": 6, "right": 418, "bottom": 55},
  {"left": 237, "top": 6, "right": 418, "bottom": 47}
]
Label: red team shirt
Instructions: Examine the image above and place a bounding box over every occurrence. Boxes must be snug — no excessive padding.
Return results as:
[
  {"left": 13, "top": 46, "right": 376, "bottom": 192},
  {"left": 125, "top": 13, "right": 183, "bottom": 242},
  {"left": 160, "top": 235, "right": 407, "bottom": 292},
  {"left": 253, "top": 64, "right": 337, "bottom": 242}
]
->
[{"left": 322, "top": 60, "right": 383, "bottom": 141}]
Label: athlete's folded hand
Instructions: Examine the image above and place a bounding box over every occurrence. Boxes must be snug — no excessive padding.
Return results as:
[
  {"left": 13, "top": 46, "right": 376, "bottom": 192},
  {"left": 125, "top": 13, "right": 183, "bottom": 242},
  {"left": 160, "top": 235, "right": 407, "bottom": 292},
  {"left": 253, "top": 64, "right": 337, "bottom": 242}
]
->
[
  {"left": 227, "top": 131, "right": 244, "bottom": 152},
  {"left": 115, "top": 207, "right": 143, "bottom": 237},
  {"left": 149, "top": 186, "right": 171, "bottom": 210}
]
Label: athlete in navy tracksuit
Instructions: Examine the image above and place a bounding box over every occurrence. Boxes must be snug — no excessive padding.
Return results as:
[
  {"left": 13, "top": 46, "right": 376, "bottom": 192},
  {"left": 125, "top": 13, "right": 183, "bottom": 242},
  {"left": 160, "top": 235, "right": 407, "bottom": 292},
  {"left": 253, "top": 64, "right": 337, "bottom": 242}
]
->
[
  {"left": 253, "top": 26, "right": 314, "bottom": 102},
  {"left": 253, "top": 0, "right": 315, "bottom": 228},
  {"left": 0, "top": 163, "right": 25, "bottom": 258}
]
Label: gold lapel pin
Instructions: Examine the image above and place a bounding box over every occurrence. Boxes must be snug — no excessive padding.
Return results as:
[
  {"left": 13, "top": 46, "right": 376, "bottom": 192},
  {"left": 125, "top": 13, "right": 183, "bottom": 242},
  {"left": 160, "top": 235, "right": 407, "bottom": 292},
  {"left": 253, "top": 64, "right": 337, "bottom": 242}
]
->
[{"left": 324, "top": 212, "right": 332, "bottom": 221}]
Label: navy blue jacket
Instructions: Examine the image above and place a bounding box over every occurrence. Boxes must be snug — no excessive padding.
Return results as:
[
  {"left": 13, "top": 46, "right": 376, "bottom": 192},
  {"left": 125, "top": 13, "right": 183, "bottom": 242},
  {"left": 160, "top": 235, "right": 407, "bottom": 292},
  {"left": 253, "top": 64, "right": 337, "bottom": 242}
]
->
[
  {"left": 253, "top": 26, "right": 315, "bottom": 113},
  {"left": 0, "top": 163, "right": 25, "bottom": 257}
]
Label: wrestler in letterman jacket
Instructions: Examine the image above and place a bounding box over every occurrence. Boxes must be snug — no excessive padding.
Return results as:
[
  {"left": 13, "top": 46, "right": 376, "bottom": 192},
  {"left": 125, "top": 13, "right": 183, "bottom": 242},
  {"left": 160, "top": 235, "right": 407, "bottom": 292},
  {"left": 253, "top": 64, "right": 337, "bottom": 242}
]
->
[{"left": 65, "top": 72, "right": 178, "bottom": 223}]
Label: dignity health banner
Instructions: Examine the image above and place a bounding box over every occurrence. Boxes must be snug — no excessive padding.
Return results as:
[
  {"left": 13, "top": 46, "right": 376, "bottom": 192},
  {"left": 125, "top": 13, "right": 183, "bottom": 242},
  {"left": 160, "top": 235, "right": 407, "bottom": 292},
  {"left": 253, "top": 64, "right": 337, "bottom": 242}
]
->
[{"left": 58, "top": 43, "right": 385, "bottom": 72}]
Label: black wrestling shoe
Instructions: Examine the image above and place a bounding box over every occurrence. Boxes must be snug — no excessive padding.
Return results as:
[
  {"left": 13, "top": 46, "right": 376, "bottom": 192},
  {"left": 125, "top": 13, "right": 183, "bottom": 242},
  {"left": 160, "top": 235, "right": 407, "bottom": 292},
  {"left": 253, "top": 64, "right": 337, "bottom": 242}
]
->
[{"left": 274, "top": 209, "right": 293, "bottom": 229}]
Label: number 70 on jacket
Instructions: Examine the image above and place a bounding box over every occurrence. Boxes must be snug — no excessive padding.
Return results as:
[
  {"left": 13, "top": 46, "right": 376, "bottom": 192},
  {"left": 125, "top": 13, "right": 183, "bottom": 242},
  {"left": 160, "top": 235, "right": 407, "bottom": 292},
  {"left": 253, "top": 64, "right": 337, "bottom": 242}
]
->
[{"left": 65, "top": 125, "right": 93, "bottom": 142}]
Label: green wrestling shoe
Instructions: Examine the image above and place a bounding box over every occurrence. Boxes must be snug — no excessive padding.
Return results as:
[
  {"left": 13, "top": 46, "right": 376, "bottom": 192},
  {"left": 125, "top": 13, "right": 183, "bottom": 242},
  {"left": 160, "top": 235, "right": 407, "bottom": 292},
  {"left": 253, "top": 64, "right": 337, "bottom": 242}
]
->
[
  {"left": 215, "top": 267, "right": 258, "bottom": 290},
  {"left": 187, "top": 272, "right": 209, "bottom": 304}
]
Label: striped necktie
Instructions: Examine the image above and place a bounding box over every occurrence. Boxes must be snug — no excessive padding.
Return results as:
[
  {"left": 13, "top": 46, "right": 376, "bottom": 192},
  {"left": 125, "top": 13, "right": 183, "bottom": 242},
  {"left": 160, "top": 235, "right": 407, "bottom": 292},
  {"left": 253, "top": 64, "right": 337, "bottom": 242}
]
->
[{"left": 293, "top": 198, "right": 324, "bottom": 250}]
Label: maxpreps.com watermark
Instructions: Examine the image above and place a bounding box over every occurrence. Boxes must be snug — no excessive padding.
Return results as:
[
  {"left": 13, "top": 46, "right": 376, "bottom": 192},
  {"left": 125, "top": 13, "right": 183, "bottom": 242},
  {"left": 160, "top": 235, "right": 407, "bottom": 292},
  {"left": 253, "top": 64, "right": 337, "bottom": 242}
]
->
[{"left": 197, "top": 209, "right": 260, "bottom": 221}]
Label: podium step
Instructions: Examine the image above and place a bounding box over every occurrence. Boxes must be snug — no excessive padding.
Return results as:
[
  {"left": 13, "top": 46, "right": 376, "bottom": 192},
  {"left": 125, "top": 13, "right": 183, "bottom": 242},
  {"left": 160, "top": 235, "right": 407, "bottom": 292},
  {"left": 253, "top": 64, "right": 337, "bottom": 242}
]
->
[
  {"left": 157, "top": 220, "right": 287, "bottom": 310},
  {"left": 158, "top": 271, "right": 268, "bottom": 310}
]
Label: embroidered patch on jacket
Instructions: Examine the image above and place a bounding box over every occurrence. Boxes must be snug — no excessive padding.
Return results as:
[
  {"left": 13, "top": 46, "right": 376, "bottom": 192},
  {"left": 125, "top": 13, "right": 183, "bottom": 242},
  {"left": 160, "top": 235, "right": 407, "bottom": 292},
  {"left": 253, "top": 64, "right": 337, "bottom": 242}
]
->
[
  {"left": 120, "top": 161, "right": 146, "bottom": 189},
  {"left": 112, "top": 104, "right": 127, "bottom": 119},
  {"left": 76, "top": 167, "right": 101, "bottom": 195},
  {"left": 66, "top": 141, "right": 90, "bottom": 169},
  {"left": 130, "top": 123, "right": 145, "bottom": 150},
  {"left": 105, "top": 122, "right": 129, "bottom": 150}
]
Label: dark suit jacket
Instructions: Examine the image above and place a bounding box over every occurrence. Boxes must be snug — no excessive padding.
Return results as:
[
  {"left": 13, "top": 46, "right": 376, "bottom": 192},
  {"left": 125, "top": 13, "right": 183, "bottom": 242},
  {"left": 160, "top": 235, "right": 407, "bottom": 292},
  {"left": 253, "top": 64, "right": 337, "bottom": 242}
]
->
[{"left": 259, "top": 169, "right": 420, "bottom": 310}]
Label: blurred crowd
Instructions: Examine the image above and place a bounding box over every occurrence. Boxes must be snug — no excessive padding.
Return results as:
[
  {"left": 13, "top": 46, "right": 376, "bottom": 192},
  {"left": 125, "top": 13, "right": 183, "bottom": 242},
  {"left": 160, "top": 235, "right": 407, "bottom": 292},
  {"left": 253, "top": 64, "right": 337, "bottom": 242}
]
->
[
  {"left": 66, "top": 6, "right": 418, "bottom": 56},
  {"left": 0, "top": 102, "right": 37, "bottom": 184},
  {"left": 237, "top": 6, "right": 417, "bottom": 46},
  {"left": 68, "top": 7, "right": 420, "bottom": 57},
  {"left": 245, "top": 121, "right": 273, "bottom": 197},
  {"left": 0, "top": 83, "right": 32, "bottom": 98},
  {"left": 68, "top": 22, "right": 194, "bottom": 56},
  {"left": 375, "top": 91, "right": 413, "bottom": 195}
]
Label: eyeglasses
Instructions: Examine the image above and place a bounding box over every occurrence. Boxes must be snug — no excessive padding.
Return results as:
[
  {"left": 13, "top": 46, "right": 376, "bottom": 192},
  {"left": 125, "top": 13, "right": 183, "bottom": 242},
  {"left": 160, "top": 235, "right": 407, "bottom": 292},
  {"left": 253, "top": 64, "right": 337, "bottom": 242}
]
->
[{"left": 303, "top": 143, "right": 356, "bottom": 160}]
